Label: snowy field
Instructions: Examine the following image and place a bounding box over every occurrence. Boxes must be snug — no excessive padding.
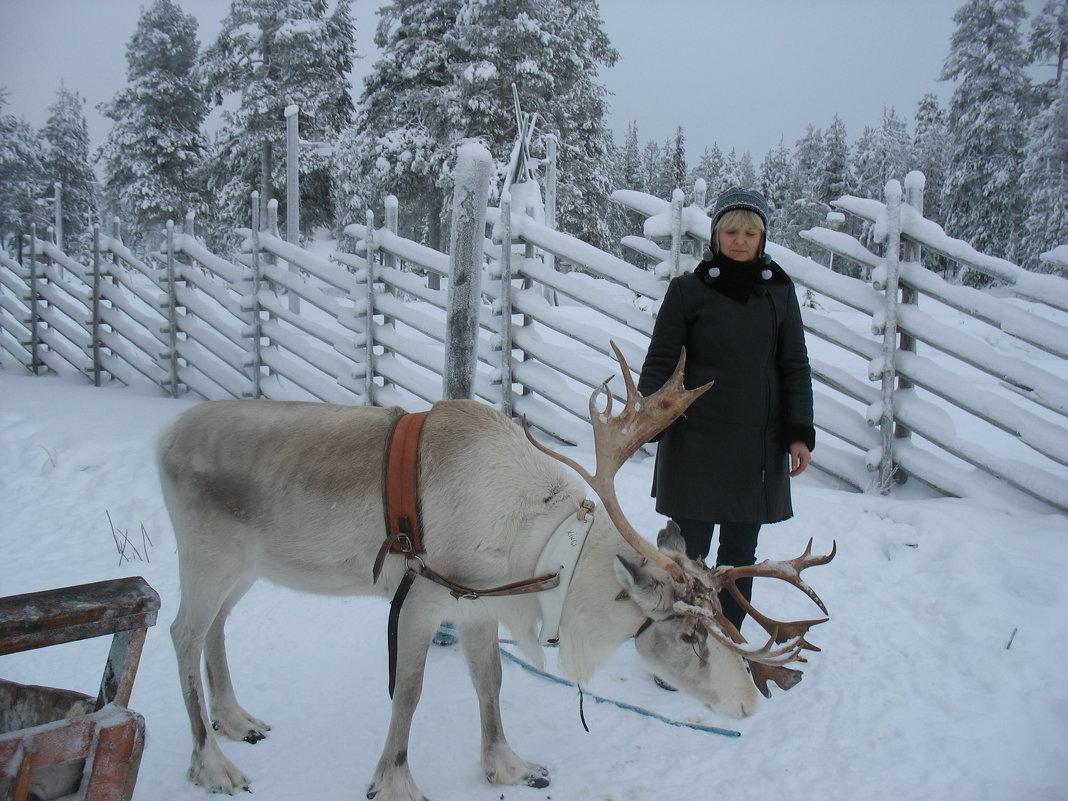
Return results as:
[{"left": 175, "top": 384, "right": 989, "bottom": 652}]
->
[{"left": 1, "top": 304, "right": 1067, "bottom": 800}]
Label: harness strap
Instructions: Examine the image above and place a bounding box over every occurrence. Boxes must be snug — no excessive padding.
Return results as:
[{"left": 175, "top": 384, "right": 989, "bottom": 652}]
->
[
  {"left": 413, "top": 561, "right": 560, "bottom": 599},
  {"left": 383, "top": 411, "right": 429, "bottom": 554},
  {"left": 387, "top": 570, "right": 417, "bottom": 698}
]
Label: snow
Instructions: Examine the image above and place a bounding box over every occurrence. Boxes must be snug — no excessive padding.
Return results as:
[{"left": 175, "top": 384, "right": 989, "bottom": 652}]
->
[{"left": 2, "top": 360, "right": 1067, "bottom": 800}]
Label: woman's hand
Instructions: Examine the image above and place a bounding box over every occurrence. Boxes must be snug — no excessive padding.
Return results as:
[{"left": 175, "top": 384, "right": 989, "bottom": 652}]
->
[{"left": 789, "top": 442, "right": 811, "bottom": 477}]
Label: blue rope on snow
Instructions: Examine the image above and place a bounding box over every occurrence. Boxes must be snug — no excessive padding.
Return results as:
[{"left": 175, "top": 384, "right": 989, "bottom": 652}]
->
[{"left": 496, "top": 644, "right": 741, "bottom": 738}]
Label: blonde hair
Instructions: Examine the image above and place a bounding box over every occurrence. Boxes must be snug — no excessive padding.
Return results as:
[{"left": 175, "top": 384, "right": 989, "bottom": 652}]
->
[{"left": 715, "top": 209, "right": 765, "bottom": 236}]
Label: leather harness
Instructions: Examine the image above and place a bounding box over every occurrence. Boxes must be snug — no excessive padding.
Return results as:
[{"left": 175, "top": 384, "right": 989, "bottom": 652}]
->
[{"left": 372, "top": 408, "right": 565, "bottom": 697}]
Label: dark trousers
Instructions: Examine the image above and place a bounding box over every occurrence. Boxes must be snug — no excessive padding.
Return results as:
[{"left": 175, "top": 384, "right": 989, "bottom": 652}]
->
[{"left": 672, "top": 518, "right": 761, "bottom": 630}]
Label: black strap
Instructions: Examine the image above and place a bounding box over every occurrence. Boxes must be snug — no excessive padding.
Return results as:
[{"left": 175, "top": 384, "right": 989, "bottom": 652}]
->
[{"left": 387, "top": 570, "right": 417, "bottom": 699}]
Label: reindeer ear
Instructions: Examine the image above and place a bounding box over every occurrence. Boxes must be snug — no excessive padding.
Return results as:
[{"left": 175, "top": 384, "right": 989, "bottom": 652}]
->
[
  {"left": 656, "top": 521, "right": 687, "bottom": 555},
  {"left": 613, "top": 556, "right": 676, "bottom": 617}
]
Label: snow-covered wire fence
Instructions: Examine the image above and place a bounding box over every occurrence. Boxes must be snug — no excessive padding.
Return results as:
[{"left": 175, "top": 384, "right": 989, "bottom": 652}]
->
[{"left": 1, "top": 155, "right": 1066, "bottom": 514}]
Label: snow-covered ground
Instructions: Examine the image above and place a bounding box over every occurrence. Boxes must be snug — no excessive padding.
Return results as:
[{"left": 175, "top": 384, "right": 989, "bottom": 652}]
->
[{"left": 1, "top": 360, "right": 1066, "bottom": 801}]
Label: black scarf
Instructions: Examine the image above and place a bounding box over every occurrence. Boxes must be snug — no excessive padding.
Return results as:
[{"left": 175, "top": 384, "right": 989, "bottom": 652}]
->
[{"left": 695, "top": 253, "right": 770, "bottom": 303}]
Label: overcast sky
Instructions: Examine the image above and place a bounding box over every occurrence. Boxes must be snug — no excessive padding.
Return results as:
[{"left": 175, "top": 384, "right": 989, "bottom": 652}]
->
[{"left": 0, "top": 0, "right": 1050, "bottom": 165}]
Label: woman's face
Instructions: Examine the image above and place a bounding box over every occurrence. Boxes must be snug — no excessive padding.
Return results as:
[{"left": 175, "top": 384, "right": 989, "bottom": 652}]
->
[{"left": 717, "top": 221, "right": 763, "bottom": 262}]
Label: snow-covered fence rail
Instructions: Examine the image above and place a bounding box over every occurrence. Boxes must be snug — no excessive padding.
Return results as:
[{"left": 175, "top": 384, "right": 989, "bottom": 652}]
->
[
  {"left": 611, "top": 178, "right": 1068, "bottom": 513},
  {"left": 2, "top": 161, "right": 1067, "bottom": 514}
]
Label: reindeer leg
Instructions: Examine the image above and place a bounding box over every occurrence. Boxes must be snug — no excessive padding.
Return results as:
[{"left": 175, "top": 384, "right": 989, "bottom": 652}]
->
[
  {"left": 458, "top": 619, "right": 550, "bottom": 789},
  {"left": 366, "top": 587, "right": 438, "bottom": 801},
  {"left": 171, "top": 562, "right": 252, "bottom": 794},
  {"left": 204, "top": 575, "right": 271, "bottom": 744}
]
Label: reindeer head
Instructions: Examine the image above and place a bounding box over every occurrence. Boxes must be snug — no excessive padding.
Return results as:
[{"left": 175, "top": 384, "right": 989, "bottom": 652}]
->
[{"left": 526, "top": 342, "right": 836, "bottom": 709}]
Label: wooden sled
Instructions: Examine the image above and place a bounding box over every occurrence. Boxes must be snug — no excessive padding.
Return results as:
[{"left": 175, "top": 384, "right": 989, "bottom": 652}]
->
[{"left": 0, "top": 577, "right": 160, "bottom": 801}]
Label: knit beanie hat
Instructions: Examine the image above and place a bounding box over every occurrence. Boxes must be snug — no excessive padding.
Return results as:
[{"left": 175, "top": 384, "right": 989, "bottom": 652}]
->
[{"left": 710, "top": 186, "right": 771, "bottom": 232}]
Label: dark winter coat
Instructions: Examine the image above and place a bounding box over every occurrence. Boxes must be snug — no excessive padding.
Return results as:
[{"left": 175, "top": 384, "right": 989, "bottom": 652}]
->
[{"left": 637, "top": 255, "right": 815, "bottom": 524}]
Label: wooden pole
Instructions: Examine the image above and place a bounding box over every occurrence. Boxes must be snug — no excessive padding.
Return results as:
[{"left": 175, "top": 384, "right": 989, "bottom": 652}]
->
[
  {"left": 877, "top": 180, "right": 903, "bottom": 494},
  {"left": 443, "top": 142, "right": 492, "bottom": 401},
  {"left": 497, "top": 190, "right": 514, "bottom": 417}
]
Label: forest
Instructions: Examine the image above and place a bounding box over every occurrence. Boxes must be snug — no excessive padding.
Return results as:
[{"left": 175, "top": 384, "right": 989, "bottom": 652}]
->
[{"left": 1, "top": 0, "right": 1065, "bottom": 283}]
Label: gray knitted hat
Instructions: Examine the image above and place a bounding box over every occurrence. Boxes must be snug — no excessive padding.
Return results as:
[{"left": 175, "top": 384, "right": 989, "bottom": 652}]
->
[{"left": 710, "top": 186, "right": 771, "bottom": 231}]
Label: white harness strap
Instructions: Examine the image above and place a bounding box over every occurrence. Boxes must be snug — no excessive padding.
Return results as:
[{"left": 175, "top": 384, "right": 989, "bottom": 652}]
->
[{"left": 535, "top": 499, "right": 595, "bottom": 645}]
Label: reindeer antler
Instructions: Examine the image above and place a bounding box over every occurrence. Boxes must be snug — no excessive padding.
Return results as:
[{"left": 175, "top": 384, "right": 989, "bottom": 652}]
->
[
  {"left": 524, "top": 341, "right": 713, "bottom": 583},
  {"left": 715, "top": 538, "right": 837, "bottom": 650},
  {"left": 673, "top": 539, "right": 836, "bottom": 696}
]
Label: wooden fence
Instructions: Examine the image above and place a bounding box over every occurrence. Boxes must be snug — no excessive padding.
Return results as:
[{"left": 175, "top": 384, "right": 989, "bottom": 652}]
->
[{"left": 1, "top": 153, "right": 1066, "bottom": 514}]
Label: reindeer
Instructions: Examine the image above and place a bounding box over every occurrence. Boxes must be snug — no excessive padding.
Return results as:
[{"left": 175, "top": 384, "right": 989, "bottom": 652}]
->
[{"left": 158, "top": 343, "right": 834, "bottom": 800}]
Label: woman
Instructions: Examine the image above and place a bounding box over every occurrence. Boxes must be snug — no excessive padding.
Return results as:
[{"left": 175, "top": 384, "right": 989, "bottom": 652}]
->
[{"left": 638, "top": 187, "right": 815, "bottom": 632}]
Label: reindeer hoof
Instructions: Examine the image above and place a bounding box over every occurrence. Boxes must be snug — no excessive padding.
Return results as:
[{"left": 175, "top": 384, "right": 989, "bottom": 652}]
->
[
  {"left": 523, "top": 766, "right": 550, "bottom": 789},
  {"left": 243, "top": 730, "right": 267, "bottom": 744}
]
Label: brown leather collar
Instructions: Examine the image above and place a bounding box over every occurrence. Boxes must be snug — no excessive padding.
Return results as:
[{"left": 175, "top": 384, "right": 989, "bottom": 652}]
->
[{"left": 383, "top": 411, "right": 428, "bottom": 555}]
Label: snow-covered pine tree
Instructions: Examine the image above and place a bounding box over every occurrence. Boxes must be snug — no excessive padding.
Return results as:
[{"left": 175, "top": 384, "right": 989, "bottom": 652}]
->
[
  {"left": 690, "top": 142, "right": 725, "bottom": 204},
  {"left": 96, "top": 0, "right": 209, "bottom": 250},
  {"left": 1022, "top": 45, "right": 1068, "bottom": 270},
  {"left": 453, "top": 0, "right": 618, "bottom": 249},
  {"left": 339, "top": 0, "right": 618, "bottom": 251},
  {"left": 853, "top": 107, "right": 910, "bottom": 201},
  {"left": 783, "top": 124, "right": 827, "bottom": 259},
  {"left": 819, "top": 114, "right": 852, "bottom": 206},
  {"left": 0, "top": 95, "right": 46, "bottom": 251},
  {"left": 669, "top": 127, "right": 687, "bottom": 193},
  {"left": 912, "top": 93, "right": 948, "bottom": 225},
  {"left": 940, "top": 0, "right": 1031, "bottom": 274},
  {"left": 1030, "top": 0, "right": 1067, "bottom": 88},
  {"left": 200, "top": 0, "right": 355, "bottom": 239},
  {"left": 621, "top": 121, "right": 644, "bottom": 192},
  {"left": 41, "top": 84, "right": 97, "bottom": 256},
  {"left": 759, "top": 137, "right": 792, "bottom": 234}
]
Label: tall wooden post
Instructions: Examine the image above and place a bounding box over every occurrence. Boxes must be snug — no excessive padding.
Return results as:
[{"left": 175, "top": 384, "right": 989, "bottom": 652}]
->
[
  {"left": 91, "top": 225, "right": 102, "bottom": 387},
  {"left": 496, "top": 190, "right": 515, "bottom": 417},
  {"left": 163, "top": 220, "right": 180, "bottom": 397},
  {"left": 27, "top": 225, "right": 41, "bottom": 375},
  {"left": 285, "top": 105, "right": 301, "bottom": 315},
  {"left": 443, "top": 142, "right": 492, "bottom": 401},
  {"left": 876, "top": 180, "right": 903, "bottom": 493}
]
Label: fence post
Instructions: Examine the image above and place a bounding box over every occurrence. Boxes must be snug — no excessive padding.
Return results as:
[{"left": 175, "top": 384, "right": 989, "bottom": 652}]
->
[
  {"left": 244, "top": 193, "right": 264, "bottom": 399},
  {"left": 285, "top": 104, "right": 301, "bottom": 315},
  {"left": 91, "top": 225, "right": 102, "bottom": 387},
  {"left": 898, "top": 171, "right": 925, "bottom": 413},
  {"left": 496, "top": 190, "right": 515, "bottom": 417},
  {"left": 53, "top": 182, "right": 63, "bottom": 257},
  {"left": 162, "top": 220, "right": 180, "bottom": 397},
  {"left": 443, "top": 142, "right": 493, "bottom": 401},
  {"left": 544, "top": 133, "right": 558, "bottom": 279},
  {"left": 364, "top": 208, "right": 379, "bottom": 403},
  {"left": 875, "top": 180, "right": 903, "bottom": 493},
  {"left": 693, "top": 178, "right": 707, "bottom": 211},
  {"left": 26, "top": 224, "right": 42, "bottom": 375},
  {"left": 669, "top": 188, "right": 684, "bottom": 278}
]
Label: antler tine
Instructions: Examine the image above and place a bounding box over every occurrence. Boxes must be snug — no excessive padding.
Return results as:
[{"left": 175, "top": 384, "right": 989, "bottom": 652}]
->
[
  {"left": 715, "top": 539, "right": 836, "bottom": 648},
  {"left": 523, "top": 341, "right": 713, "bottom": 583}
]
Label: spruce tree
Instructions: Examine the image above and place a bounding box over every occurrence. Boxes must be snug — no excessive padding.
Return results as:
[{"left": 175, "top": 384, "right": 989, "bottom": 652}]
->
[
  {"left": 853, "top": 107, "right": 910, "bottom": 200},
  {"left": 621, "top": 122, "right": 644, "bottom": 191},
  {"left": 940, "top": 0, "right": 1031, "bottom": 271},
  {"left": 41, "top": 84, "right": 97, "bottom": 256},
  {"left": 0, "top": 94, "right": 47, "bottom": 251},
  {"left": 912, "top": 93, "right": 948, "bottom": 224},
  {"left": 759, "top": 137, "right": 793, "bottom": 234},
  {"left": 1030, "top": 0, "right": 1068, "bottom": 88},
  {"left": 690, "top": 143, "right": 725, "bottom": 203},
  {"left": 97, "top": 0, "right": 209, "bottom": 249},
  {"left": 201, "top": 0, "right": 356, "bottom": 237},
  {"left": 669, "top": 127, "right": 687, "bottom": 193},
  {"left": 341, "top": 0, "right": 618, "bottom": 250},
  {"left": 819, "top": 114, "right": 852, "bottom": 205},
  {"left": 1022, "top": 28, "right": 1068, "bottom": 269}
]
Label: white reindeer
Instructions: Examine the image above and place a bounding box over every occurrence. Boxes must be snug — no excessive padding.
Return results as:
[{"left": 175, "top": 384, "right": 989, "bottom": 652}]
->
[{"left": 158, "top": 345, "right": 833, "bottom": 800}]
